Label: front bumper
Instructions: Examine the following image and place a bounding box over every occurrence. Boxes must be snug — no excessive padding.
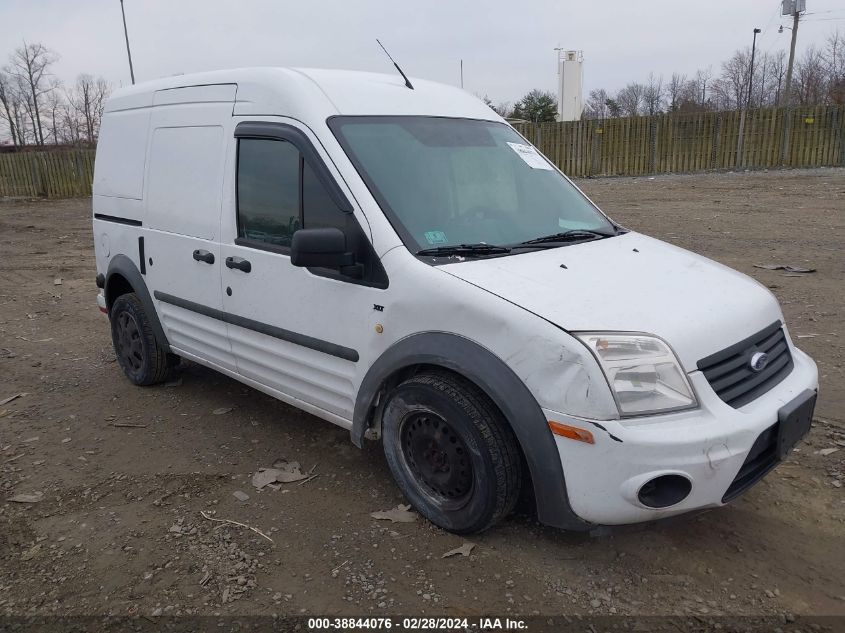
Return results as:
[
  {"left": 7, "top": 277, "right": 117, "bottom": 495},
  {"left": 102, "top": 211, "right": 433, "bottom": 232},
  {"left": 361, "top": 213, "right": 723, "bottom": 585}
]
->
[{"left": 545, "top": 346, "right": 818, "bottom": 526}]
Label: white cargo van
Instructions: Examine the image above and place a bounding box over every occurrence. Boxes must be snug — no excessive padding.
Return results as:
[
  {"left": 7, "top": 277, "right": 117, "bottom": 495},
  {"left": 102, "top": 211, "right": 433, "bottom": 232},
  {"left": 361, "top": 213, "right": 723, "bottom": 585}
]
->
[{"left": 93, "top": 68, "right": 818, "bottom": 534}]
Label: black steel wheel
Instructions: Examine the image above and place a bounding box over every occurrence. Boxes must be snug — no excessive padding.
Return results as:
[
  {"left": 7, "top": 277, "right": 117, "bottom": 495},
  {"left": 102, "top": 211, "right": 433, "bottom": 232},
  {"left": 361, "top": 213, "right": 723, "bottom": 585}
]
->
[
  {"left": 114, "top": 310, "right": 144, "bottom": 374},
  {"left": 400, "top": 411, "right": 474, "bottom": 510},
  {"left": 109, "top": 293, "right": 170, "bottom": 386},
  {"left": 382, "top": 371, "right": 523, "bottom": 534}
]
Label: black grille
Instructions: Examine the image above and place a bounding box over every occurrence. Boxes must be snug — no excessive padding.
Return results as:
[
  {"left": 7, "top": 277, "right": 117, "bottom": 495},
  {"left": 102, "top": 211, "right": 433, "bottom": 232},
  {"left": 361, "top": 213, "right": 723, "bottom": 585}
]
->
[
  {"left": 697, "top": 321, "right": 793, "bottom": 408},
  {"left": 722, "top": 423, "right": 779, "bottom": 502}
]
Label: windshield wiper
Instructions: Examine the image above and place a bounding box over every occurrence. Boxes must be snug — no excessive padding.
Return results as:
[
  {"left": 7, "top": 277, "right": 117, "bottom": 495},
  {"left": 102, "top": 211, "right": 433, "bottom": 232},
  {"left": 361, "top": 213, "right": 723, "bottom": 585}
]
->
[
  {"left": 416, "top": 243, "right": 511, "bottom": 257},
  {"left": 514, "top": 229, "right": 617, "bottom": 248}
]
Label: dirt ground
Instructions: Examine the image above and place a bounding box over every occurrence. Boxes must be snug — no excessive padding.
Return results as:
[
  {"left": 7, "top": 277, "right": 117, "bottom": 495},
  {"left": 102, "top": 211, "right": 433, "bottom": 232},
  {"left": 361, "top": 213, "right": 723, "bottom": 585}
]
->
[{"left": 1, "top": 168, "right": 843, "bottom": 620}]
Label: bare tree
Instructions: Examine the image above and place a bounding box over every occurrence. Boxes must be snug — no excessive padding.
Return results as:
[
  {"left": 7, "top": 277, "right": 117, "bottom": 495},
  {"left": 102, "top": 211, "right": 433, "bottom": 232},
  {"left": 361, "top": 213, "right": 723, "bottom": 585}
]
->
[
  {"left": 19, "top": 78, "right": 40, "bottom": 144},
  {"left": 0, "top": 70, "right": 21, "bottom": 146},
  {"left": 494, "top": 101, "right": 513, "bottom": 118},
  {"left": 12, "top": 86, "right": 29, "bottom": 145},
  {"left": 694, "top": 67, "right": 713, "bottom": 108},
  {"left": 793, "top": 46, "right": 827, "bottom": 106},
  {"left": 672, "top": 80, "right": 699, "bottom": 112},
  {"left": 752, "top": 54, "right": 766, "bottom": 108},
  {"left": 667, "top": 73, "right": 687, "bottom": 111},
  {"left": 584, "top": 88, "right": 611, "bottom": 119},
  {"left": 480, "top": 94, "right": 513, "bottom": 118},
  {"left": 824, "top": 31, "right": 845, "bottom": 104},
  {"left": 0, "top": 54, "right": 111, "bottom": 147},
  {"left": 70, "top": 77, "right": 94, "bottom": 142},
  {"left": 742, "top": 51, "right": 772, "bottom": 108},
  {"left": 711, "top": 49, "right": 752, "bottom": 110},
  {"left": 4, "top": 42, "right": 59, "bottom": 146},
  {"left": 643, "top": 73, "right": 664, "bottom": 115},
  {"left": 45, "top": 89, "right": 63, "bottom": 144},
  {"left": 617, "top": 82, "right": 645, "bottom": 117},
  {"left": 68, "top": 74, "right": 111, "bottom": 145},
  {"left": 768, "top": 50, "right": 788, "bottom": 106}
]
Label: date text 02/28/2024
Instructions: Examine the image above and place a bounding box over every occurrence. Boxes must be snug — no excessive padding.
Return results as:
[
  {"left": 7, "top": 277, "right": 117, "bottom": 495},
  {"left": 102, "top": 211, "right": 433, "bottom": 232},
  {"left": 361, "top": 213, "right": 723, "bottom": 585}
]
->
[{"left": 307, "top": 617, "right": 528, "bottom": 630}]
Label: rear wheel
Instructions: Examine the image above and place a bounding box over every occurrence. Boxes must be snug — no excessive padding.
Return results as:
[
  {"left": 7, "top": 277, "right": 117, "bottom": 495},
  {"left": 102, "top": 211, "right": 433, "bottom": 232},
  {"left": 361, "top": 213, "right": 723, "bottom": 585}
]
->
[
  {"left": 382, "top": 371, "right": 523, "bottom": 534},
  {"left": 109, "top": 293, "right": 171, "bottom": 386}
]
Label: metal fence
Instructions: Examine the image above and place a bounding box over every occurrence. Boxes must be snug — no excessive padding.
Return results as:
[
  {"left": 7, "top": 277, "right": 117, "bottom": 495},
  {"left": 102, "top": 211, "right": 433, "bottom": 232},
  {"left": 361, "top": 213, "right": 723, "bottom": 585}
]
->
[
  {"left": 512, "top": 105, "right": 845, "bottom": 177},
  {"left": 0, "top": 105, "right": 843, "bottom": 199}
]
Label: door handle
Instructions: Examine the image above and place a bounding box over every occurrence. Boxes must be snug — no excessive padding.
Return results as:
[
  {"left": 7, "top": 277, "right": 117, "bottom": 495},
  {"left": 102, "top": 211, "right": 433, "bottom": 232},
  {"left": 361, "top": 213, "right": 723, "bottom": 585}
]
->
[
  {"left": 192, "top": 249, "right": 215, "bottom": 265},
  {"left": 225, "top": 256, "right": 252, "bottom": 273}
]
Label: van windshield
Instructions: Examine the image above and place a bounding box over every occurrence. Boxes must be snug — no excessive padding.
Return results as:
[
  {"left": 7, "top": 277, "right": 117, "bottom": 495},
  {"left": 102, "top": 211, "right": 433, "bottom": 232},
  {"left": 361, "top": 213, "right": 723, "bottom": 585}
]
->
[{"left": 329, "top": 117, "right": 616, "bottom": 256}]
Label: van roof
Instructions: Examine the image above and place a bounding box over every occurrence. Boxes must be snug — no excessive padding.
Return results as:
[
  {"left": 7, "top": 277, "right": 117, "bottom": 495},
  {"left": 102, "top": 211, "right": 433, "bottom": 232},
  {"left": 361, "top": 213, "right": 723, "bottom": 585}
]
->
[{"left": 105, "top": 67, "right": 500, "bottom": 124}]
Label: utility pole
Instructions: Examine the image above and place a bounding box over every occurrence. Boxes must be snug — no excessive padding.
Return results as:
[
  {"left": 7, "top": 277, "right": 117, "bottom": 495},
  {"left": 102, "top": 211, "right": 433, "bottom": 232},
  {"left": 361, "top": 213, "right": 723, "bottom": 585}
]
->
[
  {"left": 746, "top": 28, "right": 761, "bottom": 110},
  {"left": 781, "top": 2, "right": 803, "bottom": 107},
  {"left": 460, "top": 59, "right": 463, "bottom": 89},
  {"left": 779, "top": 0, "right": 805, "bottom": 164},
  {"left": 120, "top": 0, "right": 136, "bottom": 85}
]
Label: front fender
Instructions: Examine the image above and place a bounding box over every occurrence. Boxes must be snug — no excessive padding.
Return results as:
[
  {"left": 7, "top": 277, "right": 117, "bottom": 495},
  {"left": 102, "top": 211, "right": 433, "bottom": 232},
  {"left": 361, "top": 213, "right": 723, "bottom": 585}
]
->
[{"left": 353, "top": 331, "right": 592, "bottom": 531}]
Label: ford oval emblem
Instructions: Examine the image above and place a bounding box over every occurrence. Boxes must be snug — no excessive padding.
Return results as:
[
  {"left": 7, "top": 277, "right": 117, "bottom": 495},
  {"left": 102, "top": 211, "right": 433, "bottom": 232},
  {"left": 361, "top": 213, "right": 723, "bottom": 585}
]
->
[{"left": 750, "top": 351, "right": 769, "bottom": 372}]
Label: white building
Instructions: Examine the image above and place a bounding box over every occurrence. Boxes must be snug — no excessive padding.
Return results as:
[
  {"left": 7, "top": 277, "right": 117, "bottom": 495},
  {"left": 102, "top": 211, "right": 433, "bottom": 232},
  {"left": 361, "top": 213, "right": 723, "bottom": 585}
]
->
[{"left": 557, "top": 50, "right": 584, "bottom": 122}]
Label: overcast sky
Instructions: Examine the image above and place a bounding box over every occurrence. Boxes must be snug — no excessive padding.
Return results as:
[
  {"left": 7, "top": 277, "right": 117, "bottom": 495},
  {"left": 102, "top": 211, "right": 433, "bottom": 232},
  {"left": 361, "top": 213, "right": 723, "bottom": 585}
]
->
[{"left": 2, "top": 0, "right": 843, "bottom": 104}]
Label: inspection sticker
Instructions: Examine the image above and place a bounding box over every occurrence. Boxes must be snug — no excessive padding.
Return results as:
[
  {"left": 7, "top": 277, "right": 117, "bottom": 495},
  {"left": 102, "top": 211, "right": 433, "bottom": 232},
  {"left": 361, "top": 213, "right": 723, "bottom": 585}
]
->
[
  {"left": 424, "top": 230, "right": 448, "bottom": 245},
  {"left": 506, "top": 142, "right": 553, "bottom": 170}
]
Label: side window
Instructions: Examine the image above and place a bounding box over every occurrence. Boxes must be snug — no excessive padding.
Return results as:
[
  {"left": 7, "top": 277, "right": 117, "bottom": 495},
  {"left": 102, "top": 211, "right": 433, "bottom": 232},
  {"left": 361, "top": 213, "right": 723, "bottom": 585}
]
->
[
  {"left": 302, "top": 161, "right": 344, "bottom": 231},
  {"left": 234, "top": 125, "right": 388, "bottom": 288},
  {"left": 237, "top": 139, "right": 347, "bottom": 245},
  {"left": 237, "top": 139, "right": 300, "bottom": 247}
]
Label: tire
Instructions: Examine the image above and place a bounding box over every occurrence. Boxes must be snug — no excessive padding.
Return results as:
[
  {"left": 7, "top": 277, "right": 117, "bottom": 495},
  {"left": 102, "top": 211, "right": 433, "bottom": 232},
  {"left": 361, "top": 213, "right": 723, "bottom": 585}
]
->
[
  {"left": 381, "top": 371, "right": 523, "bottom": 534},
  {"left": 109, "top": 292, "right": 170, "bottom": 386}
]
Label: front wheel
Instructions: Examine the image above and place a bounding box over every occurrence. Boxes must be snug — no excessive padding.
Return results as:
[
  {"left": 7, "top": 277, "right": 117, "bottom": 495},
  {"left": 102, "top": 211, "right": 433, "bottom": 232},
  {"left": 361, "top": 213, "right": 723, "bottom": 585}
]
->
[
  {"left": 381, "top": 372, "right": 523, "bottom": 534},
  {"left": 109, "top": 292, "right": 171, "bottom": 386}
]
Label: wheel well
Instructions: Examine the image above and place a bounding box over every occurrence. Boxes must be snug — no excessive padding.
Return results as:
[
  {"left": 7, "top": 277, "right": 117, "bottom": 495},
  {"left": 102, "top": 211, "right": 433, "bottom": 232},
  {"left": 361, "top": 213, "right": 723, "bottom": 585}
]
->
[
  {"left": 368, "top": 362, "right": 518, "bottom": 432},
  {"left": 365, "top": 363, "right": 534, "bottom": 504},
  {"left": 353, "top": 332, "right": 588, "bottom": 530},
  {"left": 105, "top": 273, "right": 134, "bottom": 310}
]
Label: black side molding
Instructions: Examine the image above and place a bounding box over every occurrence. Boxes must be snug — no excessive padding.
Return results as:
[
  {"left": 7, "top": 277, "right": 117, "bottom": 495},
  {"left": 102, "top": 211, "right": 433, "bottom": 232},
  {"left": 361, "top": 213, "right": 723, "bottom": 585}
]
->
[
  {"left": 138, "top": 237, "right": 146, "bottom": 274},
  {"left": 94, "top": 213, "right": 143, "bottom": 227},
  {"left": 153, "top": 291, "right": 359, "bottom": 363}
]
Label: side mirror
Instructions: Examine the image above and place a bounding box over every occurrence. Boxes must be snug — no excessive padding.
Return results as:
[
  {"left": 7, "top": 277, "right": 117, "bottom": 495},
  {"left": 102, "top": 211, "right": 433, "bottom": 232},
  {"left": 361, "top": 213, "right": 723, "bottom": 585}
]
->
[{"left": 290, "top": 228, "right": 355, "bottom": 268}]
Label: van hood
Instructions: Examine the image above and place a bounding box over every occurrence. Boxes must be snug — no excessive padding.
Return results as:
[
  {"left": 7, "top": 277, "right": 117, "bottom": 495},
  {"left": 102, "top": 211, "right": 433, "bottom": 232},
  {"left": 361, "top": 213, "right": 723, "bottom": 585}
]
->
[{"left": 439, "top": 232, "right": 783, "bottom": 371}]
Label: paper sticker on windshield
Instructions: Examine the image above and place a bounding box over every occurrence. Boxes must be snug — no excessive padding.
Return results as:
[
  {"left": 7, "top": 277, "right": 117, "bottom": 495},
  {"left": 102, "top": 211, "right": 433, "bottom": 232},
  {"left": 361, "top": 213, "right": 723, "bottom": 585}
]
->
[
  {"left": 506, "top": 142, "right": 553, "bottom": 170},
  {"left": 424, "top": 230, "right": 448, "bottom": 245}
]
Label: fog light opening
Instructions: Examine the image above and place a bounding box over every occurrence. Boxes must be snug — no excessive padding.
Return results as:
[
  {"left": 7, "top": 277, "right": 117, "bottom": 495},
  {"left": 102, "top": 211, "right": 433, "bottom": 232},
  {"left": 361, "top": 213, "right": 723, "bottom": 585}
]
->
[{"left": 637, "top": 474, "right": 692, "bottom": 509}]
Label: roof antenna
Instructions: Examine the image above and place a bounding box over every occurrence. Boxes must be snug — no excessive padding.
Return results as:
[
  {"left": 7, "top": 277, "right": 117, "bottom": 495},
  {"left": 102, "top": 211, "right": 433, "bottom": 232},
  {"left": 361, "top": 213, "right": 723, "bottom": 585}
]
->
[{"left": 376, "top": 39, "right": 414, "bottom": 90}]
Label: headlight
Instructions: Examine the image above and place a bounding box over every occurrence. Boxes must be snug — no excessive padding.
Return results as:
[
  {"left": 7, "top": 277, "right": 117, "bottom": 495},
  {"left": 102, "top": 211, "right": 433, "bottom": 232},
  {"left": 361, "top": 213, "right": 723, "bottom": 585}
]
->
[{"left": 575, "top": 333, "right": 697, "bottom": 417}]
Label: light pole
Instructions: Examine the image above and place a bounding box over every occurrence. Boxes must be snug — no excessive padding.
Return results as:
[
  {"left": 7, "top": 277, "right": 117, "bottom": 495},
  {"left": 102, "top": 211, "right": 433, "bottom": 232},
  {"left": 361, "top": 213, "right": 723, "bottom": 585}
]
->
[
  {"left": 746, "top": 28, "right": 761, "bottom": 110},
  {"left": 120, "top": 0, "right": 135, "bottom": 85}
]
